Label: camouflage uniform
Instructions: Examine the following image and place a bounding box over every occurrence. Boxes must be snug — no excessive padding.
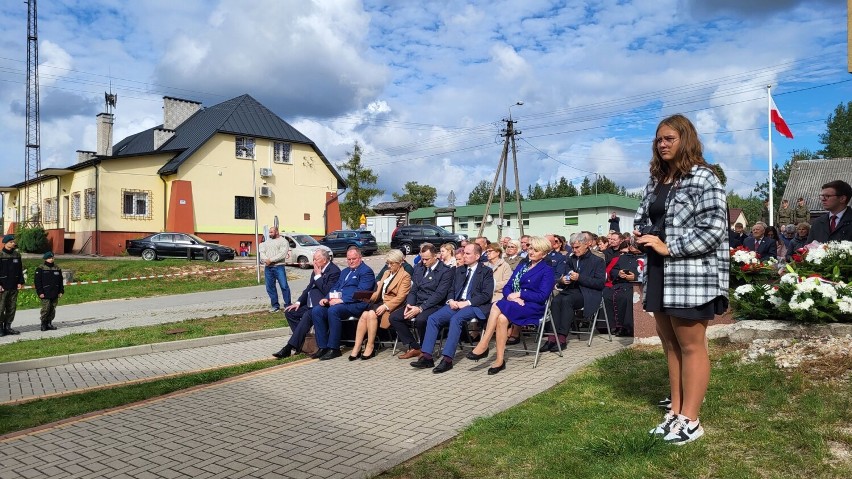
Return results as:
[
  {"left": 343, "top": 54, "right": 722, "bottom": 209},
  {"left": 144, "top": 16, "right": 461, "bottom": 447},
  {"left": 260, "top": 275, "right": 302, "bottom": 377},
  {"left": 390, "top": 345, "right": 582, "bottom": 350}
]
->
[
  {"left": 0, "top": 246, "right": 25, "bottom": 335},
  {"left": 35, "top": 261, "right": 64, "bottom": 330}
]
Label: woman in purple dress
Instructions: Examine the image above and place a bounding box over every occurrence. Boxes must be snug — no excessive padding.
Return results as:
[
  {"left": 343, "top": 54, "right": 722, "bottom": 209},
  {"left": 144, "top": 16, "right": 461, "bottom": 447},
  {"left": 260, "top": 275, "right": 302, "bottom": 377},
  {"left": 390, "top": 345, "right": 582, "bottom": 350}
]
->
[{"left": 466, "top": 236, "right": 555, "bottom": 375}]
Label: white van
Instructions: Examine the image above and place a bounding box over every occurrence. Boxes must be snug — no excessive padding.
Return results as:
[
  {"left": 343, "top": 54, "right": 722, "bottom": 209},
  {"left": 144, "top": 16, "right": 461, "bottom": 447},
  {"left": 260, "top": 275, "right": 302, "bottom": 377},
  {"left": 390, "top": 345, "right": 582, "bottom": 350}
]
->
[{"left": 282, "top": 233, "right": 333, "bottom": 268}]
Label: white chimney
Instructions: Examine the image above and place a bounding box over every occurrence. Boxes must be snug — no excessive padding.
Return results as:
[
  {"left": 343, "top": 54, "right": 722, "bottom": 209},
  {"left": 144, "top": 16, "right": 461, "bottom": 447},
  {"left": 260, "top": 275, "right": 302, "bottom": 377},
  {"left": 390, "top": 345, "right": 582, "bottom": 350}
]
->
[
  {"left": 76, "top": 150, "right": 95, "bottom": 164},
  {"left": 96, "top": 113, "right": 114, "bottom": 156},
  {"left": 163, "top": 96, "right": 201, "bottom": 130},
  {"left": 153, "top": 128, "right": 175, "bottom": 150}
]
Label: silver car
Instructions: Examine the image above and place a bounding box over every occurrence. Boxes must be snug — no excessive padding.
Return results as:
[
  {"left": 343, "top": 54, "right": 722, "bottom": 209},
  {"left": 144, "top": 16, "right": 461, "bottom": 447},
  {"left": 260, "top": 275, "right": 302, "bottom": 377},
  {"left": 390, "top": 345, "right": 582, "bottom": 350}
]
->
[{"left": 282, "top": 233, "right": 333, "bottom": 269}]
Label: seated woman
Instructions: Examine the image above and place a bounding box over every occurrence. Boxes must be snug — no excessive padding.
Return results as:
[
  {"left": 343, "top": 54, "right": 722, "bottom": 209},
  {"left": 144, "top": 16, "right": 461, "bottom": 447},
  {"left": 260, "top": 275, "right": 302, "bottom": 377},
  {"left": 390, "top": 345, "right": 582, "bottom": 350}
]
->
[
  {"left": 440, "top": 242, "right": 457, "bottom": 267},
  {"left": 465, "top": 236, "right": 555, "bottom": 375},
  {"left": 470, "top": 243, "right": 513, "bottom": 342},
  {"left": 349, "top": 249, "right": 411, "bottom": 360},
  {"left": 602, "top": 241, "right": 640, "bottom": 337},
  {"left": 504, "top": 240, "right": 523, "bottom": 269}
]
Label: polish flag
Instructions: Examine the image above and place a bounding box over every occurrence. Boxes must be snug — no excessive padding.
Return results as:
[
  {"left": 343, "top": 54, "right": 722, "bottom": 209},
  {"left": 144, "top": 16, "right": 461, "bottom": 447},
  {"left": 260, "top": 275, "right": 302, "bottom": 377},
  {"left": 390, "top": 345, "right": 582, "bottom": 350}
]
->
[{"left": 770, "top": 94, "right": 794, "bottom": 139}]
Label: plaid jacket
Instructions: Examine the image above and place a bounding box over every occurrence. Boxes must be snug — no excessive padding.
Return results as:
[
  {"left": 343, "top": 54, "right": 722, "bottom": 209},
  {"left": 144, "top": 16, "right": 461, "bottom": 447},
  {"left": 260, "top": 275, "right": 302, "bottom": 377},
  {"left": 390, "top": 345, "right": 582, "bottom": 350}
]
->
[{"left": 633, "top": 165, "right": 729, "bottom": 309}]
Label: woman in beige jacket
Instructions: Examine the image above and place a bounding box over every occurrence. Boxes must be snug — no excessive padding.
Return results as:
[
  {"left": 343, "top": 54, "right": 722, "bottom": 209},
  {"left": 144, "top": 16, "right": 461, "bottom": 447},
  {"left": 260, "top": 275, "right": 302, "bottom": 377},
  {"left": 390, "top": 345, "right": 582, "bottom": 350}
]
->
[{"left": 349, "top": 249, "right": 411, "bottom": 360}]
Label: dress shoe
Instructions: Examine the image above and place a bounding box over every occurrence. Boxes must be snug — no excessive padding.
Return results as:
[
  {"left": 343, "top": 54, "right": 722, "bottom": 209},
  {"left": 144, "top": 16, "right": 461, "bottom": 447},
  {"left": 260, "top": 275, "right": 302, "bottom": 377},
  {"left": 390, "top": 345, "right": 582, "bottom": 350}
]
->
[
  {"left": 432, "top": 358, "right": 453, "bottom": 373},
  {"left": 398, "top": 348, "right": 421, "bottom": 359},
  {"left": 539, "top": 341, "right": 554, "bottom": 353},
  {"left": 319, "top": 349, "right": 342, "bottom": 361},
  {"left": 311, "top": 348, "right": 329, "bottom": 359},
  {"left": 41, "top": 325, "right": 49, "bottom": 332},
  {"left": 616, "top": 329, "right": 634, "bottom": 338},
  {"left": 506, "top": 336, "right": 521, "bottom": 345},
  {"left": 410, "top": 356, "right": 435, "bottom": 369},
  {"left": 46, "top": 324, "right": 57, "bottom": 330},
  {"left": 549, "top": 342, "right": 567, "bottom": 353},
  {"left": 465, "top": 348, "right": 489, "bottom": 361},
  {"left": 361, "top": 349, "right": 378, "bottom": 360},
  {"left": 348, "top": 351, "right": 362, "bottom": 361},
  {"left": 5, "top": 328, "right": 20, "bottom": 335},
  {"left": 487, "top": 361, "right": 506, "bottom": 375},
  {"left": 273, "top": 345, "right": 294, "bottom": 359}
]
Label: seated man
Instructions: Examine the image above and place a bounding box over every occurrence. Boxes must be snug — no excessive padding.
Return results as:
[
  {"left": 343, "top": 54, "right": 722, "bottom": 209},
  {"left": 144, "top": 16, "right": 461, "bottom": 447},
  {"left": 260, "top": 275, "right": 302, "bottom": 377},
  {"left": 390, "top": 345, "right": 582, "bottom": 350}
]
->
[
  {"left": 311, "top": 246, "right": 376, "bottom": 360},
  {"left": 743, "top": 222, "right": 777, "bottom": 259},
  {"left": 272, "top": 249, "right": 340, "bottom": 359},
  {"left": 390, "top": 243, "right": 453, "bottom": 359},
  {"left": 410, "top": 243, "right": 494, "bottom": 373},
  {"left": 544, "top": 232, "right": 606, "bottom": 351}
]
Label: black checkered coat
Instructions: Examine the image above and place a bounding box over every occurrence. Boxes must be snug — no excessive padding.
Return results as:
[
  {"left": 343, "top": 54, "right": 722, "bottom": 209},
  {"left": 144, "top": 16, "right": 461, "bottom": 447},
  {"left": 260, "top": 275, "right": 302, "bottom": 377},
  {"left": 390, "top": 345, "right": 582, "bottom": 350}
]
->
[{"left": 633, "top": 165, "right": 729, "bottom": 309}]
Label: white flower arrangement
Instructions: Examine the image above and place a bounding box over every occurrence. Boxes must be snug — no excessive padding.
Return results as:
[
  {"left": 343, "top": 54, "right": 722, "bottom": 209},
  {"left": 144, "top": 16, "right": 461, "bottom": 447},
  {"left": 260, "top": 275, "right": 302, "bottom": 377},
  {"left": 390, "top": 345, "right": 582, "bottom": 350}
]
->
[
  {"left": 732, "top": 249, "right": 760, "bottom": 264},
  {"left": 734, "top": 284, "right": 755, "bottom": 299}
]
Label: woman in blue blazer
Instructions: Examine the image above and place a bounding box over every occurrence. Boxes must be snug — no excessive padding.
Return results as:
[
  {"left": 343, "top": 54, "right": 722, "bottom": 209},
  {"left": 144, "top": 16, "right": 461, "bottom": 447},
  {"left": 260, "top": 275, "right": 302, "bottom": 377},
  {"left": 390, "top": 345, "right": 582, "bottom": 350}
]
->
[{"left": 466, "top": 236, "right": 555, "bottom": 375}]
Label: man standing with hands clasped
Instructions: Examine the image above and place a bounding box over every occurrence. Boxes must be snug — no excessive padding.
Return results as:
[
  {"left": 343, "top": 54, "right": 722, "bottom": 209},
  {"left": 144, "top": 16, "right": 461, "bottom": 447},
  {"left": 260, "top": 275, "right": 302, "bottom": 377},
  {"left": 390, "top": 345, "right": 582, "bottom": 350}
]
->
[
  {"left": 259, "top": 226, "right": 292, "bottom": 313},
  {"left": 35, "top": 251, "right": 64, "bottom": 331},
  {"left": 0, "top": 234, "right": 25, "bottom": 336}
]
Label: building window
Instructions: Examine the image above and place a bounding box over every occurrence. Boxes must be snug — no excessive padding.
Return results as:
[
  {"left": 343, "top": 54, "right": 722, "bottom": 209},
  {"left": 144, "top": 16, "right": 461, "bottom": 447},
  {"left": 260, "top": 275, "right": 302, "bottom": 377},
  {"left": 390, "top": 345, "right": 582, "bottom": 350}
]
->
[
  {"left": 236, "top": 137, "right": 256, "bottom": 159},
  {"left": 458, "top": 217, "right": 469, "bottom": 230},
  {"left": 71, "top": 192, "right": 81, "bottom": 220},
  {"left": 564, "top": 209, "right": 579, "bottom": 226},
  {"left": 474, "top": 218, "right": 482, "bottom": 230},
  {"left": 235, "top": 196, "right": 255, "bottom": 220},
  {"left": 521, "top": 213, "right": 530, "bottom": 228},
  {"left": 122, "top": 189, "right": 152, "bottom": 219},
  {"left": 43, "top": 198, "right": 57, "bottom": 223},
  {"left": 273, "top": 142, "right": 292, "bottom": 164},
  {"left": 84, "top": 188, "right": 97, "bottom": 219}
]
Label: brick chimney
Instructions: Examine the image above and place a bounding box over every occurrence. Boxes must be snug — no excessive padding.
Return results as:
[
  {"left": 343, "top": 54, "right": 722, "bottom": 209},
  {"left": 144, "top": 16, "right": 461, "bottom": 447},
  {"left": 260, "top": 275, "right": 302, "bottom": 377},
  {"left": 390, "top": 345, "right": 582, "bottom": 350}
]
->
[
  {"left": 153, "top": 128, "right": 175, "bottom": 150},
  {"left": 96, "top": 113, "right": 114, "bottom": 156},
  {"left": 163, "top": 96, "right": 201, "bottom": 130},
  {"left": 76, "top": 150, "right": 96, "bottom": 164}
]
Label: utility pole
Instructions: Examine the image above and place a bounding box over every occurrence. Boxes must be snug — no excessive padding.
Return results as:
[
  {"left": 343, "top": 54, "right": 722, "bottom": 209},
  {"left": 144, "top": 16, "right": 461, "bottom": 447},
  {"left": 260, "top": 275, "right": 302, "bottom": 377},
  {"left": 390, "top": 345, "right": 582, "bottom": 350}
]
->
[
  {"left": 23, "top": 0, "right": 42, "bottom": 226},
  {"left": 477, "top": 102, "right": 525, "bottom": 239}
]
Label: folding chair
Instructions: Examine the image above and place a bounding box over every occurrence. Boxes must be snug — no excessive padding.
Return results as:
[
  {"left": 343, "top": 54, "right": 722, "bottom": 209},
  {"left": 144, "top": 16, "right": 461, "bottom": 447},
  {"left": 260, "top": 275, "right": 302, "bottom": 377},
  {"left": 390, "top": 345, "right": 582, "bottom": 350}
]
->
[
  {"left": 504, "top": 296, "right": 561, "bottom": 368},
  {"left": 568, "top": 298, "right": 612, "bottom": 346},
  {"left": 391, "top": 318, "right": 421, "bottom": 355},
  {"left": 340, "top": 315, "right": 397, "bottom": 350}
]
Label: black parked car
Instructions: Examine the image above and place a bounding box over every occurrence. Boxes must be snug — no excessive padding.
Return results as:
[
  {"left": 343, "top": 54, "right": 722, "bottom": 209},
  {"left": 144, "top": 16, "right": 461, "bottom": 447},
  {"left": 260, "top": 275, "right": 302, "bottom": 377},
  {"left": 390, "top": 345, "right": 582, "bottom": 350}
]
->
[
  {"left": 391, "top": 224, "right": 467, "bottom": 256},
  {"left": 319, "top": 230, "right": 378, "bottom": 256},
  {"left": 126, "top": 233, "right": 235, "bottom": 262}
]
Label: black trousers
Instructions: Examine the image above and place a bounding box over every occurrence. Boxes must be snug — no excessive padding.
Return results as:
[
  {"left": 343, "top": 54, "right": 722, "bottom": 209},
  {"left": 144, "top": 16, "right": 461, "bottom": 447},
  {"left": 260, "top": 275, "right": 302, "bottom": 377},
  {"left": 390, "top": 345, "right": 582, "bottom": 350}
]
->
[
  {"left": 389, "top": 305, "right": 442, "bottom": 350},
  {"left": 550, "top": 288, "right": 584, "bottom": 336},
  {"left": 284, "top": 305, "right": 314, "bottom": 351},
  {"left": 603, "top": 284, "right": 634, "bottom": 332}
]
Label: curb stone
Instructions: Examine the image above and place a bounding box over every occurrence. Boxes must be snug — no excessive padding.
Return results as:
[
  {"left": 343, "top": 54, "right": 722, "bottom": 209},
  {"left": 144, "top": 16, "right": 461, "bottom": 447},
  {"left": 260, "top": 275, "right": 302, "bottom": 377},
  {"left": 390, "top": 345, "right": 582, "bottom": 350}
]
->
[
  {"left": 0, "top": 327, "right": 290, "bottom": 373},
  {"left": 633, "top": 321, "right": 852, "bottom": 346}
]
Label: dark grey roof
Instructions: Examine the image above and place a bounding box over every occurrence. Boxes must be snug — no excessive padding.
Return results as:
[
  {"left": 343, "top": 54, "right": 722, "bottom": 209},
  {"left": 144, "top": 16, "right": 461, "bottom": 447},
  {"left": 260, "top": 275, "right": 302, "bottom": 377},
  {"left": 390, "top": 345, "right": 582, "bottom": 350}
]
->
[
  {"left": 783, "top": 157, "right": 852, "bottom": 212},
  {"left": 115, "top": 94, "right": 344, "bottom": 187},
  {"left": 373, "top": 201, "right": 415, "bottom": 212}
]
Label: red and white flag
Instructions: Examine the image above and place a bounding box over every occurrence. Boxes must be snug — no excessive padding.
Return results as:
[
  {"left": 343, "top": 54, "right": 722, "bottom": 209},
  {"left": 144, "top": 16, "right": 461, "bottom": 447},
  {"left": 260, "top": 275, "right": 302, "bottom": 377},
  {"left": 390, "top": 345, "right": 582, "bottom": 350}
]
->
[{"left": 770, "top": 94, "right": 794, "bottom": 139}]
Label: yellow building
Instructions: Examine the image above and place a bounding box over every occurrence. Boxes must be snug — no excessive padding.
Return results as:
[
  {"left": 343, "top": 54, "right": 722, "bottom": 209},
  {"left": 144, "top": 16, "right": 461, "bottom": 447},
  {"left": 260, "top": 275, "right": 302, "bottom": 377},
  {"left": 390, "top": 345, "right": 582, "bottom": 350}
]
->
[{"left": 1, "top": 95, "right": 345, "bottom": 255}]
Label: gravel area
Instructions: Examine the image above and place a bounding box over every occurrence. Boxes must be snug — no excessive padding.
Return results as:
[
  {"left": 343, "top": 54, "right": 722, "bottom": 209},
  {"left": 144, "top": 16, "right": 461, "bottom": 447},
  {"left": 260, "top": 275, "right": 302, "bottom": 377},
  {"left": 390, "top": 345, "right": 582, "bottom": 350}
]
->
[{"left": 742, "top": 334, "right": 852, "bottom": 370}]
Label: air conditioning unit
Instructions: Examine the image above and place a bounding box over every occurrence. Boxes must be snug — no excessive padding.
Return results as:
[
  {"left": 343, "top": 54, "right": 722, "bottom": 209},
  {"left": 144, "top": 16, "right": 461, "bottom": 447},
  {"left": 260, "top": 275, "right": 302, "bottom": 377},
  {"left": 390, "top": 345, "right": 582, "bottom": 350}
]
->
[
  {"left": 259, "top": 167, "right": 273, "bottom": 177},
  {"left": 258, "top": 186, "right": 272, "bottom": 197}
]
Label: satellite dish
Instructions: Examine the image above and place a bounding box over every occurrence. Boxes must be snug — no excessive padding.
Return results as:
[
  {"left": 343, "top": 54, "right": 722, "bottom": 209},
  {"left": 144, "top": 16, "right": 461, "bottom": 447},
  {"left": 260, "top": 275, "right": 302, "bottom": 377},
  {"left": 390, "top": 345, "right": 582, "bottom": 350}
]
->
[{"left": 486, "top": 214, "right": 493, "bottom": 222}]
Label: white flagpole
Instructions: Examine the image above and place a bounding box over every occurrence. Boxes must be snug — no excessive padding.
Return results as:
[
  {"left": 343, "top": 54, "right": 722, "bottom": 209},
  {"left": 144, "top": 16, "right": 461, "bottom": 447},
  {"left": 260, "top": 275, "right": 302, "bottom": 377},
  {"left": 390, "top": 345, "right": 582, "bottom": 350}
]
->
[{"left": 767, "top": 85, "right": 774, "bottom": 227}]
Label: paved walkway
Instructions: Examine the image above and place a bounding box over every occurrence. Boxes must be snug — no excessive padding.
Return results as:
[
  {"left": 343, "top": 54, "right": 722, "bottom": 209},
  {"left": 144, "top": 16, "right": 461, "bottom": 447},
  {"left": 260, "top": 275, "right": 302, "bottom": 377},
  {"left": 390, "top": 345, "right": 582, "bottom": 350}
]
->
[{"left": 0, "top": 254, "right": 632, "bottom": 479}]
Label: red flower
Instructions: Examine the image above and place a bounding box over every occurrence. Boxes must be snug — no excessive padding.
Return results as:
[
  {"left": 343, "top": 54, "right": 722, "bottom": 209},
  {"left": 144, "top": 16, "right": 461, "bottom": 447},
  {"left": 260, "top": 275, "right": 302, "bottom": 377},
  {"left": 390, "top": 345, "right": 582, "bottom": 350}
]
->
[
  {"left": 792, "top": 253, "right": 803, "bottom": 262},
  {"left": 741, "top": 264, "right": 750, "bottom": 272}
]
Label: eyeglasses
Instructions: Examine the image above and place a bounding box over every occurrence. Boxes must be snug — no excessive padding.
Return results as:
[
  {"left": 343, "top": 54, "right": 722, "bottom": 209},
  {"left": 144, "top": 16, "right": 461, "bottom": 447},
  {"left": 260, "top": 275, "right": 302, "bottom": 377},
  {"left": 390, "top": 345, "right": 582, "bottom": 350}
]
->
[
  {"left": 654, "top": 136, "right": 679, "bottom": 146},
  {"left": 520, "top": 242, "right": 530, "bottom": 246},
  {"left": 818, "top": 194, "right": 838, "bottom": 199}
]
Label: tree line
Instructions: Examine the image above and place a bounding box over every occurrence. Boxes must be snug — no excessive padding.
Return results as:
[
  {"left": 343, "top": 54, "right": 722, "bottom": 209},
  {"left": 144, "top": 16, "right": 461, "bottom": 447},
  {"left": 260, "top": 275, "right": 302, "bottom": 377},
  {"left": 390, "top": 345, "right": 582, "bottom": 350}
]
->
[{"left": 336, "top": 101, "right": 852, "bottom": 228}]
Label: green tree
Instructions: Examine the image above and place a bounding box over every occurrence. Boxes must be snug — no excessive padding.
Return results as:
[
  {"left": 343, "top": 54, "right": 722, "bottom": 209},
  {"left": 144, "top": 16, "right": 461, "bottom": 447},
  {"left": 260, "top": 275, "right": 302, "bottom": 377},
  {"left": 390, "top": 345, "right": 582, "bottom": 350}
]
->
[
  {"left": 590, "top": 175, "right": 624, "bottom": 195},
  {"left": 466, "top": 180, "right": 492, "bottom": 205},
  {"left": 580, "top": 177, "right": 593, "bottom": 195},
  {"left": 710, "top": 164, "right": 727, "bottom": 187},
  {"left": 338, "top": 142, "right": 383, "bottom": 228},
  {"left": 818, "top": 101, "right": 852, "bottom": 158},
  {"left": 753, "top": 149, "right": 815, "bottom": 207},
  {"left": 527, "top": 184, "right": 545, "bottom": 200},
  {"left": 554, "top": 177, "right": 572, "bottom": 197},
  {"left": 727, "top": 192, "right": 762, "bottom": 227},
  {"left": 392, "top": 181, "right": 437, "bottom": 209}
]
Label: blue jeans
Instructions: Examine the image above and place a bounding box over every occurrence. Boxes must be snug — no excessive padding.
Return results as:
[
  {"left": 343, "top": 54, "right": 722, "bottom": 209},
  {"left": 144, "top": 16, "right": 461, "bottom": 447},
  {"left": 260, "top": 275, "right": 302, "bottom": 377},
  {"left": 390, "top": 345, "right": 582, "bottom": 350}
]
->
[
  {"left": 421, "top": 305, "right": 480, "bottom": 359},
  {"left": 264, "top": 265, "right": 291, "bottom": 310}
]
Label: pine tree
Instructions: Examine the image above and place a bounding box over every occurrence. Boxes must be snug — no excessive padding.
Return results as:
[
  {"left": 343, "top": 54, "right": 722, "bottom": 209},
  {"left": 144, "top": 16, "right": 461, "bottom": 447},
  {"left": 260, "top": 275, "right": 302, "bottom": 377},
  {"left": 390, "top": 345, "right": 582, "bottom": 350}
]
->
[{"left": 338, "top": 142, "right": 383, "bottom": 228}]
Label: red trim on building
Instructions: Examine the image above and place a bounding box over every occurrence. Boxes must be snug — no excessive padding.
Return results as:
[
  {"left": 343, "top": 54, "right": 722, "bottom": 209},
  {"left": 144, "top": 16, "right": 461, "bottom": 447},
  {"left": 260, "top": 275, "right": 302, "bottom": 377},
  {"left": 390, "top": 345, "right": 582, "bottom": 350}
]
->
[{"left": 166, "top": 180, "right": 195, "bottom": 233}]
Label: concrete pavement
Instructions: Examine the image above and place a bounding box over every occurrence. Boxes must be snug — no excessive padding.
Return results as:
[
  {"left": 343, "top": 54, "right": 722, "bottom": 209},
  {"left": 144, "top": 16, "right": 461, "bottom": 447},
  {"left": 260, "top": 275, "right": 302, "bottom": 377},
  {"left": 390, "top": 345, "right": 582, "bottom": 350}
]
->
[{"left": 0, "top": 253, "right": 633, "bottom": 478}]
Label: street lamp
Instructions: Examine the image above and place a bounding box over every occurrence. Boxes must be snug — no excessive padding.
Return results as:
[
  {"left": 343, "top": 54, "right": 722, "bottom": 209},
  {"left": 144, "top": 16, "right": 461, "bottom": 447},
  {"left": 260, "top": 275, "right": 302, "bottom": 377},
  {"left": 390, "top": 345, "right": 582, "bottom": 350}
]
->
[{"left": 508, "top": 101, "right": 524, "bottom": 120}]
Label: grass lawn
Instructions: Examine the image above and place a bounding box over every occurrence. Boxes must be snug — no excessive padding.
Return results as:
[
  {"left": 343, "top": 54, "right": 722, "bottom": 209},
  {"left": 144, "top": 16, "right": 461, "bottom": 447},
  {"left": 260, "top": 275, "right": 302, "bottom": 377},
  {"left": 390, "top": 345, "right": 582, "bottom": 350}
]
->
[
  {"left": 14, "top": 258, "right": 296, "bottom": 310},
  {"left": 381, "top": 341, "right": 852, "bottom": 479},
  {"left": 0, "top": 356, "right": 301, "bottom": 436},
  {"left": 0, "top": 311, "right": 288, "bottom": 363}
]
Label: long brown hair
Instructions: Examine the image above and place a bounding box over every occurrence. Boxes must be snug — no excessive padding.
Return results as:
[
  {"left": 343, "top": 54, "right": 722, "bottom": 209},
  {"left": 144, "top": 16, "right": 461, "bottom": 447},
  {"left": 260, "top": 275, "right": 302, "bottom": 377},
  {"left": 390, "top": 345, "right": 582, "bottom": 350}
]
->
[{"left": 650, "top": 114, "right": 712, "bottom": 182}]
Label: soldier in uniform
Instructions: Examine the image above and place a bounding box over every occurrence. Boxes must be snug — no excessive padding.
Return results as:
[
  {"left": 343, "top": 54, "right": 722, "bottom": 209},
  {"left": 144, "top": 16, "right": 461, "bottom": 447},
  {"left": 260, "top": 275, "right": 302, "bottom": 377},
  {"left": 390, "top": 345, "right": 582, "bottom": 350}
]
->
[
  {"left": 793, "top": 197, "right": 810, "bottom": 225},
  {"left": 775, "top": 199, "right": 793, "bottom": 227},
  {"left": 35, "top": 251, "right": 64, "bottom": 331},
  {"left": 0, "top": 234, "right": 25, "bottom": 336}
]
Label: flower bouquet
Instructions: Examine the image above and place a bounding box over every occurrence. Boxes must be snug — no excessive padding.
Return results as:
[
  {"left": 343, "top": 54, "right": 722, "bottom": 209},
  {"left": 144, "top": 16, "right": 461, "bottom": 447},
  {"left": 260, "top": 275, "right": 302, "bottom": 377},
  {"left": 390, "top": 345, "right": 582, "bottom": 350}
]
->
[
  {"left": 731, "top": 273, "right": 852, "bottom": 323},
  {"left": 787, "top": 240, "right": 852, "bottom": 283},
  {"left": 730, "top": 246, "right": 778, "bottom": 287}
]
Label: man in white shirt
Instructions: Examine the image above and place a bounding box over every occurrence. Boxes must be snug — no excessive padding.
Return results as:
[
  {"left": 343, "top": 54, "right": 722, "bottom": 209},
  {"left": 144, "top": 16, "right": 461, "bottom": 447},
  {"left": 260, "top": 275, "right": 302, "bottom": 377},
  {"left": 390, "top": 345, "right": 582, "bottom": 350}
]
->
[{"left": 259, "top": 227, "right": 292, "bottom": 312}]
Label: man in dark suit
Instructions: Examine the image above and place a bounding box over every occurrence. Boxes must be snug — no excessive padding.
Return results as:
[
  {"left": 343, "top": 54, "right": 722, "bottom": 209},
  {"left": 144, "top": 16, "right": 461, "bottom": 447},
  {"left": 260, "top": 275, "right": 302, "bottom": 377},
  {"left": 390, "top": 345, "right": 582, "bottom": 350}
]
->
[
  {"left": 311, "top": 246, "right": 376, "bottom": 360},
  {"left": 729, "top": 222, "right": 747, "bottom": 248},
  {"left": 474, "top": 236, "right": 490, "bottom": 263},
  {"left": 390, "top": 243, "right": 453, "bottom": 359},
  {"left": 545, "top": 232, "right": 606, "bottom": 351},
  {"left": 272, "top": 249, "right": 340, "bottom": 359},
  {"left": 807, "top": 180, "right": 852, "bottom": 243},
  {"left": 743, "top": 222, "right": 777, "bottom": 259},
  {"left": 411, "top": 243, "right": 494, "bottom": 373}
]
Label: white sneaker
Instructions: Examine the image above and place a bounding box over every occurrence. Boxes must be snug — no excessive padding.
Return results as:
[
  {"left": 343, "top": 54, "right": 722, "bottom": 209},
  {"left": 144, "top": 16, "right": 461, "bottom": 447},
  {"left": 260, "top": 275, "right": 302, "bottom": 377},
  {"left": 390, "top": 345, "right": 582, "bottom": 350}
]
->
[
  {"left": 269, "top": 307, "right": 280, "bottom": 313},
  {"left": 658, "top": 396, "right": 671, "bottom": 409},
  {"left": 649, "top": 412, "right": 677, "bottom": 436},
  {"left": 663, "top": 415, "right": 704, "bottom": 445}
]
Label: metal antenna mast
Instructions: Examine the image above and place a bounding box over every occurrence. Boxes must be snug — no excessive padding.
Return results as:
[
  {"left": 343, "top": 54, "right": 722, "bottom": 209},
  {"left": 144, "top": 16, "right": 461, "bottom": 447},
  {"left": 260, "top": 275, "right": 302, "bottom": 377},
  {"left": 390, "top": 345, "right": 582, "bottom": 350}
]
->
[
  {"left": 476, "top": 102, "right": 525, "bottom": 239},
  {"left": 24, "top": 0, "right": 42, "bottom": 226}
]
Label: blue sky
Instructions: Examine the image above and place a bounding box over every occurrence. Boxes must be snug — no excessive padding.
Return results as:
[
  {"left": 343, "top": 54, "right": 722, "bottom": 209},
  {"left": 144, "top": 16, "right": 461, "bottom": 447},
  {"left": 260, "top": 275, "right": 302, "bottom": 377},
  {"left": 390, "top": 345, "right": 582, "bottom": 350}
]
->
[{"left": 0, "top": 0, "right": 848, "bottom": 204}]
